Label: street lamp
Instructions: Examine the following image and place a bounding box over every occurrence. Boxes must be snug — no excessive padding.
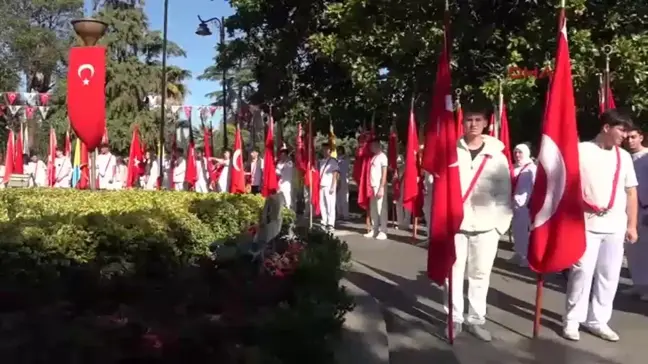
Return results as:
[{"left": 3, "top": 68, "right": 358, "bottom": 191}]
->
[{"left": 195, "top": 15, "right": 227, "bottom": 150}]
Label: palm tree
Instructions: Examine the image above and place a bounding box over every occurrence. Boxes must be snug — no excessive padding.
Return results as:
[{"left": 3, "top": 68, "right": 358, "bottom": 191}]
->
[{"left": 199, "top": 57, "right": 256, "bottom": 119}]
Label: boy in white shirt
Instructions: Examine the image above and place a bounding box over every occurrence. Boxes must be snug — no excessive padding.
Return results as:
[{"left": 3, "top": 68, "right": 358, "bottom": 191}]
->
[
  {"left": 319, "top": 142, "right": 339, "bottom": 231},
  {"left": 248, "top": 149, "right": 263, "bottom": 194},
  {"left": 172, "top": 148, "right": 186, "bottom": 191},
  {"left": 54, "top": 148, "right": 72, "bottom": 188},
  {"left": 623, "top": 126, "right": 648, "bottom": 301},
  {"left": 364, "top": 140, "right": 389, "bottom": 240},
  {"left": 445, "top": 108, "right": 512, "bottom": 342},
  {"left": 276, "top": 148, "right": 294, "bottom": 208},
  {"left": 563, "top": 109, "right": 638, "bottom": 342}
]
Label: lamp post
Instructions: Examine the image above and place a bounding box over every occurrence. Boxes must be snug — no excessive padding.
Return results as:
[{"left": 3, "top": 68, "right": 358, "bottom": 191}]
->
[
  {"left": 70, "top": 17, "right": 107, "bottom": 190},
  {"left": 195, "top": 15, "right": 227, "bottom": 150},
  {"left": 157, "top": 0, "right": 170, "bottom": 190}
]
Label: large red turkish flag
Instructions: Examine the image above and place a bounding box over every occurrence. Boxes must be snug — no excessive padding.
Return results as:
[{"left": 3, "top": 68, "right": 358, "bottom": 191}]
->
[
  {"left": 230, "top": 125, "right": 246, "bottom": 193},
  {"left": 67, "top": 46, "right": 106, "bottom": 150},
  {"left": 423, "top": 19, "right": 463, "bottom": 285},
  {"left": 527, "top": 9, "right": 586, "bottom": 274},
  {"left": 402, "top": 107, "right": 420, "bottom": 214}
]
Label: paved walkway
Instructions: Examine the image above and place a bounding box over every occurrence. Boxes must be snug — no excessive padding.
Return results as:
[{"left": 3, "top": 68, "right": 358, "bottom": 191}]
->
[{"left": 334, "top": 221, "right": 648, "bottom": 364}]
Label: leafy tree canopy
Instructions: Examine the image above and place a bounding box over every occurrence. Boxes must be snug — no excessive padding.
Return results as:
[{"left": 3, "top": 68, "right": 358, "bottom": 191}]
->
[{"left": 221, "top": 0, "right": 648, "bottom": 146}]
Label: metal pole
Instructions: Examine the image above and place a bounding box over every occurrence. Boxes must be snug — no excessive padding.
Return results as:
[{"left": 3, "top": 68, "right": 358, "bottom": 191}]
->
[
  {"left": 603, "top": 44, "right": 612, "bottom": 110},
  {"left": 158, "top": 0, "right": 169, "bottom": 189},
  {"left": 220, "top": 17, "right": 228, "bottom": 148}
]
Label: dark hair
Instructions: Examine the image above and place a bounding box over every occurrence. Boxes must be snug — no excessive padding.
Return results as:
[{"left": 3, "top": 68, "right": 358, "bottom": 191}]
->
[
  {"left": 369, "top": 138, "right": 381, "bottom": 145},
  {"left": 462, "top": 106, "right": 489, "bottom": 120},
  {"left": 627, "top": 124, "right": 643, "bottom": 134},
  {"left": 222, "top": 148, "right": 232, "bottom": 153},
  {"left": 175, "top": 148, "right": 184, "bottom": 154},
  {"left": 600, "top": 109, "right": 633, "bottom": 130},
  {"left": 99, "top": 143, "right": 110, "bottom": 149},
  {"left": 196, "top": 147, "right": 204, "bottom": 153},
  {"left": 337, "top": 146, "right": 346, "bottom": 154},
  {"left": 321, "top": 142, "right": 330, "bottom": 148}
]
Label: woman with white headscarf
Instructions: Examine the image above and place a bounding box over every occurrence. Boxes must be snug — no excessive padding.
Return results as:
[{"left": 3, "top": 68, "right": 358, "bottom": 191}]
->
[{"left": 509, "top": 143, "right": 537, "bottom": 267}]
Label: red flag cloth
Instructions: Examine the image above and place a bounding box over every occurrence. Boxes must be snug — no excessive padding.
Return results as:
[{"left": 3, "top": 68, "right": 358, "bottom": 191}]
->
[
  {"left": 184, "top": 141, "right": 198, "bottom": 189},
  {"left": 295, "top": 123, "right": 305, "bottom": 171},
  {"left": 305, "top": 126, "right": 321, "bottom": 216},
  {"left": 2, "top": 130, "right": 15, "bottom": 184},
  {"left": 499, "top": 102, "right": 513, "bottom": 174},
  {"left": 64, "top": 131, "right": 72, "bottom": 157},
  {"left": 47, "top": 128, "right": 57, "bottom": 187},
  {"left": 229, "top": 125, "right": 246, "bottom": 193},
  {"left": 599, "top": 77, "right": 616, "bottom": 114},
  {"left": 262, "top": 116, "right": 279, "bottom": 196},
  {"left": 126, "top": 126, "right": 144, "bottom": 188},
  {"left": 204, "top": 127, "right": 217, "bottom": 185},
  {"left": 77, "top": 141, "right": 90, "bottom": 189},
  {"left": 67, "top": 46, "right": 106, "bottom": 150},
  {"left": 527, "top": 8, "right": 586, "bottom": 274},
  {"left": 488, "top": 114, "right": 496, "bottom": 136},
  {"left": 424, "top": 19, "right": 463, "bottom": 284},
  {"left": 169, "top": 135, "right": 177, "bottom": 190},
  {"left": 456, "top": 105, "right": 464, "bottom": 137},
  {"left": 101, "top": 128, "right": 109, "bottom": 145},
  {"left": 402, "top": 108, "right": 420, "bottom": 214},
  {"left": 355, "top": 133, "right": 374, "bottom": 211},
  {"left": 387, "top": 128, "right": 398, "bottom": 170},
  {"left": 14, "top": 130, "right": 24, "bottom": 174}
]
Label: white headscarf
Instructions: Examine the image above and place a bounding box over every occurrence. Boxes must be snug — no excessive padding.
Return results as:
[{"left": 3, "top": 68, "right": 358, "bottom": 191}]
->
[{"left": 513, "top": 144, "right": 533, "bottom": 166}]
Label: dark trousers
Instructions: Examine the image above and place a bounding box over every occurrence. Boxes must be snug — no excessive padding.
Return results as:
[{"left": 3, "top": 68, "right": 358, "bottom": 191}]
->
[{"left": 251, "top": 185, "right": 261, "bottom": 194}]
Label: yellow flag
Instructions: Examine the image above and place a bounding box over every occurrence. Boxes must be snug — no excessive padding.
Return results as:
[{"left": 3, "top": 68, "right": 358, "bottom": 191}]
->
[{"left": 329, "top": 122, "right": 337, "bottom": 158}]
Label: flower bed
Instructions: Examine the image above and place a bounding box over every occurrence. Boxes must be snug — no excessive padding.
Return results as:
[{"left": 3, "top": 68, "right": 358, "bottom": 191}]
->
[{"left": 0, "top": 190, "right": 352, "bottom": 363}]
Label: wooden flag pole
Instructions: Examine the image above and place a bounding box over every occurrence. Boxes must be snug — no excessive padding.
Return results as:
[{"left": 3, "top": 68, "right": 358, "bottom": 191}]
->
[{"left": 533, "top": 274, "right": 544, "bottom": 337}]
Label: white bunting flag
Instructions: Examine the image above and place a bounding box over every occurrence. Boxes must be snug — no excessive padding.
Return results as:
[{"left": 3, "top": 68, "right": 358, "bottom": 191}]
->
[
  {"left": 38, "top": 106, "right": 50, "bottom": 119},
  {"left": 8, "top": 105, "right": 22, "bottom": 116}
]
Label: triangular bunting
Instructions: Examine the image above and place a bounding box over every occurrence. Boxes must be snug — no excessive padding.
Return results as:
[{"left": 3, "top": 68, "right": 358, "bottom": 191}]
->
[
  {"left": 5, "top": 92, "right": 17, "bottom": 105},
  {"left": 38, "top": 106, "right": 50, "bottom": 119},
  {"left": 24, "top": 106, "right": 35, "bottom": 119},
  {"left": 171, "top": 105, "right": 181, "bottom": 114},
  {"left": 8, "top": 105, "right": 22, "bottom": 116},
  {"left": 183, "top": 106, "right": 192, "bottom": 120},
  {"left": 22, "top": 92, "right": 37, "bottom": 105},
  {"left": 209, "top": 106, "right": 218, "bottom": 116},
  {"left": 39, "top": 93, "right": 49, "bottom": 105}
]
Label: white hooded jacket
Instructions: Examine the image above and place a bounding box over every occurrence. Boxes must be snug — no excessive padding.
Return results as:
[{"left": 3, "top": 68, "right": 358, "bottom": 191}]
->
[{"left": 456, "top": 135, "right": 513, "bottom": 233}]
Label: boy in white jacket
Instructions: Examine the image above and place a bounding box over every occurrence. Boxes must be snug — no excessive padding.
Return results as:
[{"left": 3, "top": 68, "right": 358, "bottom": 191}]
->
[{"left": 445, "top": 108, "right": 513, "bottom": 342}]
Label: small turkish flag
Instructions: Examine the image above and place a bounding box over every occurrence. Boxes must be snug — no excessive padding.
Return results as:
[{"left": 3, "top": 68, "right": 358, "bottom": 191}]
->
[{"left": 67, "top": 46, "right": 106, "bottom": 151}]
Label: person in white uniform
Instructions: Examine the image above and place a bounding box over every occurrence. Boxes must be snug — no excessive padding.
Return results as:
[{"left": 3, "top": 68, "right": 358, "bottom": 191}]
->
[
  {"left": 211, "top": 148, "right": 231, "bottom": 193},
  {"left": 144, "top": 150, "right": 160, "bottom": 190},
  {"left": 623, "top": 126, "right": 648, "bottom": 301},
  {"left": 276, "top": 148, "right": 294, "bottom": 208},
  {"left": 336, "top": 146, "right": 350, "bottom": 220},
  {"left": 194, "top": 148, "right": 210, "bottom": 193},
  {"left": 111, "top": 157, "right": 128, "bottom": 190},
  {"left": 172, "top": 148, "right": 186, "bottom": 191},
  {"left": 248, "top": 149, "right": 263, "bottom": 194},
  {"left": 445, "top": 108, "right": 513, "bottom": 342},
  {"left": 0, "top": 153, "right": 4, "bottom": 188},
  {"left": 563, "top": 109, "right": 638, "bottom": 342},
  {"left": 53, "top": 148, "right": 72, "bottom": 188},
  {"left": 508, "top": 143, "right": 537, "bottom": 267},
  {"left": 96, "top": 144, "right": 116, "bottom": 190},
  {"left": 319, "top": 142, "right": 339, "bottom": 230},
  {"left": 28, "top": 154, "right": 48, "bottom": 187},
  {"left": 364, "top": 139, "right": 389, "bottom": 239}
]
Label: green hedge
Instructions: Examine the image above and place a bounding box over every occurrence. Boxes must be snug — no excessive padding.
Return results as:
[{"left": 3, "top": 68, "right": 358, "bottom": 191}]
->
[{"left": 0, "top": 189, "right": 351, "bottom": 363}]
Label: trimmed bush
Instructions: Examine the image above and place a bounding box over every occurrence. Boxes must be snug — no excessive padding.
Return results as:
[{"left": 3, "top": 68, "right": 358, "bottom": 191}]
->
[{"left": 0, "top": 189, "right": 351, "bottom": 363}]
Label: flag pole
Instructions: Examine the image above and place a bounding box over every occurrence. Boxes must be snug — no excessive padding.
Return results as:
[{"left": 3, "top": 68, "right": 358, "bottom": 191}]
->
[
  {"left": 367, "top": 110, "right": 376, "bottom": 233},
  {"left": 602, "top": 44, "right": 613, "bottom": 110},
  {"left": 410, "top": 95, "right": 419, "bottom": 240}
]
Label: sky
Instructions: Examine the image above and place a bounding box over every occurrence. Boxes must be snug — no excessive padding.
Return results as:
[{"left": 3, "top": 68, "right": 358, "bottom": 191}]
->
[{"left": 84, "top": 0, "right": 233, "bottom": 123}]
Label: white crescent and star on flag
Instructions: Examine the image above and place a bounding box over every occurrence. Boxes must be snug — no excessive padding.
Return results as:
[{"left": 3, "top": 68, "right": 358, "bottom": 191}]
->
[
  {"left": 232, "top": 149, "right": 242, "bottom": 171},
  {"left": 530, "top": 135, "right": 567, "bottom": 230},
  {"left": 77, "top": 64, "right": 95, "bottom": 86}
]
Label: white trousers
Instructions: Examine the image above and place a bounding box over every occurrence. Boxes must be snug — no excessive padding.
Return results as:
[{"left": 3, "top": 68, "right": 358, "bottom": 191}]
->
[
  {"left": 336, "top": 182, "right": 349, "bottom": 219},
  {"left": 512, "top": 207, "right": 530, "bottom": 258},
  {"left": 565, "top": 230, "right": 625, "bottom": 327},
  {"left": 98, "top": 175, "right": 112, "bottom": 190},
  {"left": 174, "top": 182, "right": 184, "bottom": 191},
  {"left": 195, "top": 179, "right": 209, "bottom": 193},
  {"left": 279, "top": 183, "right": 292, "bottom": 209},
  {"left": 319, "top": 185, "right": 336, "bottom": 227},
  {"left": 370, "top": 192, "right": 388, "bottom": 233},
  {"left": 627, "top": 212, "right": 648, "bottom": 288},
  {"left": 444, "top": 229, "right": 500, "bottom": 325}
]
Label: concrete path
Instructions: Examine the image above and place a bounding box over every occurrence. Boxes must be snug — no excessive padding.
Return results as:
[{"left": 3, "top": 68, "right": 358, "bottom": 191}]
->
[{"left": 333, "top": 221, "right": 648, "bottom": 364}]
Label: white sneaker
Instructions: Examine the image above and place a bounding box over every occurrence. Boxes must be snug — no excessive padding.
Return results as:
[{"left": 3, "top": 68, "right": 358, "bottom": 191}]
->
[
  {"left": 640, "top": 294, "right": 648, "bottom": 302},
  {"left": 584, "top": 324, "right": 619, "bottom": 342},
  {"left": 375, "top": 232, "right": 388, "bottom": 240},
  {"left": 363, "top": 231, "right": 375, "bottom": 238},
  {"left": 562, "top": 323, "right": 580, "bottom": 341}
]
